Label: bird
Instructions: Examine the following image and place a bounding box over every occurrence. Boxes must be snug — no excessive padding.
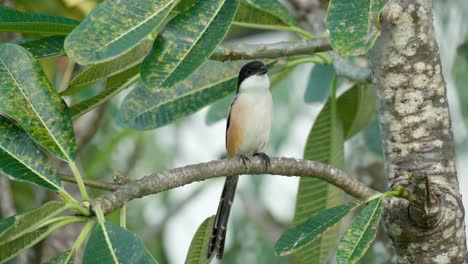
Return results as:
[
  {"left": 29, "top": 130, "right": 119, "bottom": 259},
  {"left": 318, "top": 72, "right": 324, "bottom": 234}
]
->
[{"left": 207, "top": 61, "right": 273, "bottom": 259}]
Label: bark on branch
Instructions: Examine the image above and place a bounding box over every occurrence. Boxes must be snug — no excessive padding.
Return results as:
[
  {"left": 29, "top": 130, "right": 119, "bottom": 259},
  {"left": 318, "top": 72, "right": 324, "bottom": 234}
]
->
[
  {"left": 91, "top": 157, "right": 378, "bottom": 215},
  {"left": 211, "top": 38, "right": 331, "bottom": 61}
]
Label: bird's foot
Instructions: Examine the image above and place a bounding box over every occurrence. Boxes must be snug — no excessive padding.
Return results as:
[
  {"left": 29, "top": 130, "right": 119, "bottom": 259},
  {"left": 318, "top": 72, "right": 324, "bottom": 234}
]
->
[
  {"left": 236, "top": 154, "right": 251, "bottom": 168},
  {"left": 253, "top": 152, "right": 271, "bottom": 170}
]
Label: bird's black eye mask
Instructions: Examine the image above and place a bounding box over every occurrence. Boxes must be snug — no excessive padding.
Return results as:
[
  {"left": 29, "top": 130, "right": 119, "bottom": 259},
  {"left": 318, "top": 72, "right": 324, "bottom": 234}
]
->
[{"left": 237, "top": 60, "right": 267, "bottom": 91}]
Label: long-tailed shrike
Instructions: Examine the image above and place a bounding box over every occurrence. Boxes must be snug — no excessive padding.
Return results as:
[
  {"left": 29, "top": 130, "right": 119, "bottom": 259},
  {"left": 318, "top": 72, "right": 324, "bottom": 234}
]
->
[{"left": 207, "top": 61, "right": 273, "bottom": 259}]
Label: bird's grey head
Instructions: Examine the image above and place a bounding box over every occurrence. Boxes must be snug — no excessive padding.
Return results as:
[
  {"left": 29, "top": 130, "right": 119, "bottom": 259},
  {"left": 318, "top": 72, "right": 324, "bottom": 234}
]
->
[{"left": 237, "top": 61, "right": 270, "bottom": 93}]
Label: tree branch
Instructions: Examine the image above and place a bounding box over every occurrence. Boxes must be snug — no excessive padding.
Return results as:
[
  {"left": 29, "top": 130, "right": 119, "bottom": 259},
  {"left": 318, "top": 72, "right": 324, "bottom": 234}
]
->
[
  {"left": 210, "top": 38, "right": 331, "bottom": 61},
  {"left": 368, "top": 0, "right": 467, "bottom": 261},
  {"left": 91, "top": 157, "right": 378, "bottom": 215}
]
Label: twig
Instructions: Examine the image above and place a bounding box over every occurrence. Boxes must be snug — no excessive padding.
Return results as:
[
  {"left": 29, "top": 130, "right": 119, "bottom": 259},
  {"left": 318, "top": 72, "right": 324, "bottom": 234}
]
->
[
  {"left": 210, "top": 38, "right": 331, "bottom": 61},
  {"left": 92, "top": 157, "right": 378, "bottom": 215},
  {"left": 58, "top": 173, "right": 119, "bottom": 191},
  {"left": 0, "top": 173, "right": 16, "bottom": 217}
]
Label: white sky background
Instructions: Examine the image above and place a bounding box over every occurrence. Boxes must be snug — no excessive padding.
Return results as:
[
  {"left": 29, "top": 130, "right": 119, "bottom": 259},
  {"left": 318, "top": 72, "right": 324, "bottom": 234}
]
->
[{"left": 129, "top": 2, "right": 468, "bottom": 263}]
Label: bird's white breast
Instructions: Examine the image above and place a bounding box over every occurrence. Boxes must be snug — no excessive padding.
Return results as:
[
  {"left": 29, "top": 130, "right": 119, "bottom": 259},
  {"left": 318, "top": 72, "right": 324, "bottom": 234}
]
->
[{"left": 236, "top": 74, "right": 272, "bottom": 155}]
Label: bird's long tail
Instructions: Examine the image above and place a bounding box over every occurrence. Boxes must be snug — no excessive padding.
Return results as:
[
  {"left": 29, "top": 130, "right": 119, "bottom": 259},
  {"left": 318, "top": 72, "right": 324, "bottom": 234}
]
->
[{"left": 207, "top": 176, "right": 239, "bottom": 259}]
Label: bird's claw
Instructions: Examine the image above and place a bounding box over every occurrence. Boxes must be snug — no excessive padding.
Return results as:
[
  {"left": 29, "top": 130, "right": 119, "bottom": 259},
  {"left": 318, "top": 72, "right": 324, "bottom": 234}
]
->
[
  {"left": 254, "top": 152, "right": 271, "bottom": 170},
  {"left": 236, "top": 154, "right": 251, "bottom": 168}
]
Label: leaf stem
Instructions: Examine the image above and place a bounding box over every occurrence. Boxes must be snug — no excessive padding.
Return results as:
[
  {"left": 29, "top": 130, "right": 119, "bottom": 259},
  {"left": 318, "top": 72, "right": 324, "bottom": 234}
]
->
[
  {"left": 120, "top": 202, "right": 127, "bottom": 228},
  {"left": 94, "top": 205, "right": 106, "bottom": 223},
  {"left": 283, "top": 56, "right": 329, "bottom": 68},
  {"left": 57, "top": 190, "right": 78, "bottom": 204},
  {"left": 36, "top": 216, "right": 76, "bottom": 229},
  {"left": 65, "top": 220, "right": 96, "bottom": 263},
  {"left": 384, "top": 186, "right": 413, "bottom": 200},
  {"left": 66, "top": 201, "right": 90, "bottom": 216},
  {"left": 69, "top": 162, "right": 90, "bottom": 201},
  {"left": 364, "top": 193, "right": 384, "bottom": 203},
  {"left": 289, "top": 26, "right": 315, "bottom": 39}
]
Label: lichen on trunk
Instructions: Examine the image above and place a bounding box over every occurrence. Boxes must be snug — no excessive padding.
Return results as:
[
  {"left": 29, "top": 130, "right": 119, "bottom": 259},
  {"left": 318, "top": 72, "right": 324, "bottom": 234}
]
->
[{"left": 368, "top": 0, "right": 468, "bottom": 262}]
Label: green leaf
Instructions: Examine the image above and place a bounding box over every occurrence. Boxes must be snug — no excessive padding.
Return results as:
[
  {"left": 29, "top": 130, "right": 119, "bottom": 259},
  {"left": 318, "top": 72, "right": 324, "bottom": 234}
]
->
[
  {"left": 293, "top": 76, "right": 345, "bottom": 263},
  {"left": 304, "top": 64, "right": 335, "bottom": 103},
  {"left": 83, "top": 221, "right": 157, "bottom": 264},
  {"left": 0, "top": 116, "right": 62, "bottom": 190},
  {"left": 65, "top": 38, "right": 152, "bottom": 92},
  {"left": 0, "top": 44, "right": 76, "bottom": 161},
  {"left": 43, "top": 251, "right": 74, "bottom": 264},
  {"left": 18, "top": 36, "right": 66, "bottom": 59},
  {"left": 0, "top": 217, "right": 82, "bottom": 264},
  {"left": 241, "top": 0, "right": 296, "bottom": 26},
  {"left": 70, "top": 68, "right": 140, "bottom": 119},
  {"left": 0, "top": 6, "right": 79, "bottom": 35},
  {"left": 0, "top": 43, "right": 76, "bottom": 161},
  {"left": 0, "top": 201, "right": 67, "bottom": 245},
  {"left": 106, "top": 65, "right": 141, "bottom": 91},
  {"left": 336, "top": 199, "right": 383, "bottom": 264},
  {"left": 364, "top": 118, "right": 383, "bottom": 157},
  {"left": 327, "top": 0, "right": 389, "bottom": 56},
  {"left": 233, "top": 0, "right": 310, "bottom": 38},
  {"left": 65, "top": 0, "right": 175, "bottom": 65},
  {"left": 184, "top": 216, "right": 215, "bottom": 264},
  {"left": 141, "top": 0, "right": 240, "bottom": 90},
  {"left": 275, "top": 200, "right": 361, "bottom": 256},
  {"left": 120, "top": 60, "right": 246, "bottom": 130},
  {"left": 0, "top": 217, "right": 15, "bottom": 235},
  {"left": 0, "top": 228, "right": 49, "bottom": 263},
  {"left": 337, "top": 83, "right": 376, "bottom": 139}
]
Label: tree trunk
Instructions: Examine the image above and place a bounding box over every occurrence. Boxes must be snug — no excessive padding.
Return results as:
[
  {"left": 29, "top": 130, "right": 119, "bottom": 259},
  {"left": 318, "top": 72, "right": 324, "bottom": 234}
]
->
[{"left": 368, "top": 0, "right": 468, "bottom": 262}]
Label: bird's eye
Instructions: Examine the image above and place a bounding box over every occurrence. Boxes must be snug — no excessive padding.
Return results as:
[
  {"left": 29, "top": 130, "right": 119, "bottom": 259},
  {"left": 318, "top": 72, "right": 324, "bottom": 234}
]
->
[{"left": 246, "top": 70, "right": 252, "bottom": 75}]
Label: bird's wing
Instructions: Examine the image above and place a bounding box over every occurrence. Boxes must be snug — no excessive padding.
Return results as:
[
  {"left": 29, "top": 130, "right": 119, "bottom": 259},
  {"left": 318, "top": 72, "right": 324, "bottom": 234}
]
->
[{"left": 225, "top": 95, "right": 245, "bottom": 158}]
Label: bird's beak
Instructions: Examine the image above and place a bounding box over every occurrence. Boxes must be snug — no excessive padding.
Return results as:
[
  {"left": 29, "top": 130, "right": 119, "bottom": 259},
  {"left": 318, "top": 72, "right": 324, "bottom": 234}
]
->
[{"left": 257, "top": 66, "right": 268, "bottom": 75}]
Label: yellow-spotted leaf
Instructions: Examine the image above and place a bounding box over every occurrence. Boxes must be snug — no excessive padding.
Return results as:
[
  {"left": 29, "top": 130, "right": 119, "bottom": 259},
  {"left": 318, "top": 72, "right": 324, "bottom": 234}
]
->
[
  {"left": 65, "top": 0, "right": 175, "bottom": 65},
  {"left": 120, "top": 59, "right": 278, "bottom": 130},
  {"left": 0, "top": 116, "right": 62, "bottom": 190},
  {"left": 65, "top": 38, "right": 152, "bottom": 92},
  {"left": 327, "top": 0, "right": 389, "bottom": 56},
  {"left": 0, "top": 44, "right": 76, "bottom": 161},
  {"left": 336, "top": 199, "right": 383, "bottom": 264},
  {"left": 141, "top": 0, "right": 240, "bottom": 90},
  {"left": 70, "top": 67, "right": 140, "bottom": 119}
]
